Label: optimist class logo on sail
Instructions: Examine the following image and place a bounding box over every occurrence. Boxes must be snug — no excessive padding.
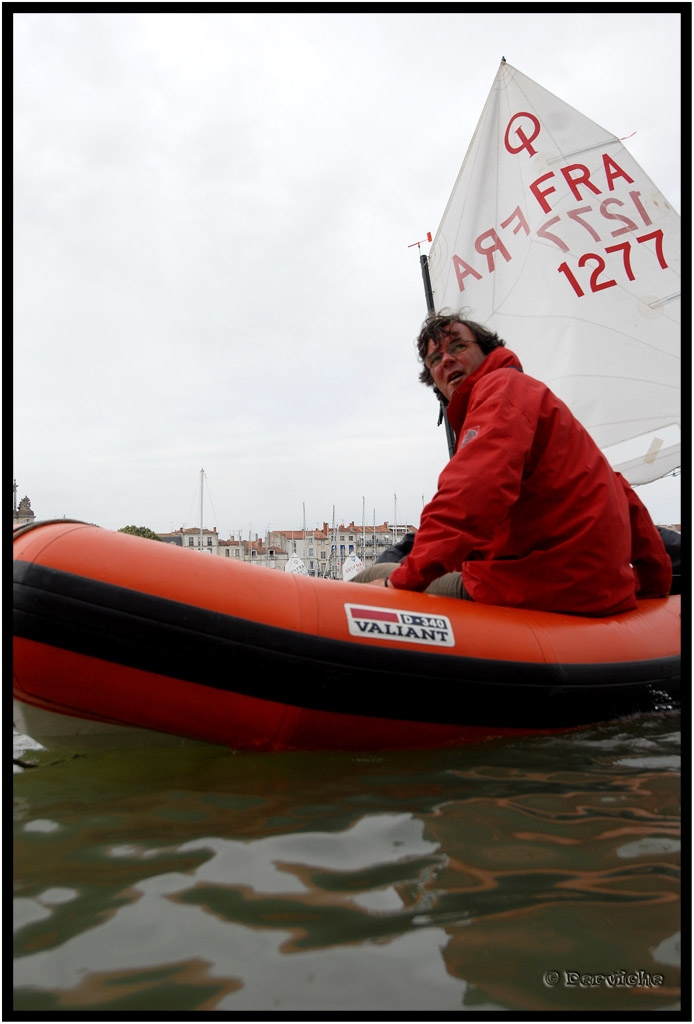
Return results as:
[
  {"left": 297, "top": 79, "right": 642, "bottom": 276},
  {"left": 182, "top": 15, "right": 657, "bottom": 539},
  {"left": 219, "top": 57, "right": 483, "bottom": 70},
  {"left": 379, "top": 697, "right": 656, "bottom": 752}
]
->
[{"left": 345, "top": 605, "right": 454, "bottom": 647}]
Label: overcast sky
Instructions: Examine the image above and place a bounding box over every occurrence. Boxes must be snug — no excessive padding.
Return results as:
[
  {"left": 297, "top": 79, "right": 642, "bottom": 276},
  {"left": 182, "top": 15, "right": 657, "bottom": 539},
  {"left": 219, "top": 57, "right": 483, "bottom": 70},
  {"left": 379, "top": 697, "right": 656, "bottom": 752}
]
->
[{"left": 13, "top": 11, "right": 682, "bottom": 537}]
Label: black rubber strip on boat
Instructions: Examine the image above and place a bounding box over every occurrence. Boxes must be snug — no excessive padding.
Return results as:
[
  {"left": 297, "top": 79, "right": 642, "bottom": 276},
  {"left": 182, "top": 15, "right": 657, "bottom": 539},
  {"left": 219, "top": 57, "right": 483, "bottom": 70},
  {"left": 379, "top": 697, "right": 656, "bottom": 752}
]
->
[{"left": 13, "top": 561, "right": 680, "bottom": 728}]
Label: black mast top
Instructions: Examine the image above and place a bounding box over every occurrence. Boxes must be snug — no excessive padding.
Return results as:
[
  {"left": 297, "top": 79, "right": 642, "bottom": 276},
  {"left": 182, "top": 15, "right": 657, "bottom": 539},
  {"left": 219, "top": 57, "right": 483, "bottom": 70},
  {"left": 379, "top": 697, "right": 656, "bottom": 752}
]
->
[{"left": 419, "top": 250, "right": 456, "bottom": 459}]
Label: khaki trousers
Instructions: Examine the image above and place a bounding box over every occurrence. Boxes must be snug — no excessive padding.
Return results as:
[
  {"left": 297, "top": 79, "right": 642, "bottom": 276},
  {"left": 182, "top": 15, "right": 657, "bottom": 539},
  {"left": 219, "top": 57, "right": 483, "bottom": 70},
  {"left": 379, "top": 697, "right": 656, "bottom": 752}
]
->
[{"left": 351, "top": 562, "right": 473, "bottom": 600}]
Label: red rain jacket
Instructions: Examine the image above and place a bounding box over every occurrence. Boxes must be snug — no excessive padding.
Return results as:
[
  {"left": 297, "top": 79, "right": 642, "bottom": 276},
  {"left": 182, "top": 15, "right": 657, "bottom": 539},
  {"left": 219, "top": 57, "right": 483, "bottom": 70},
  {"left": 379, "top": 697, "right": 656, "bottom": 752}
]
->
[{"left": 388, "top": 347, "right": 671, "bottom": 614}]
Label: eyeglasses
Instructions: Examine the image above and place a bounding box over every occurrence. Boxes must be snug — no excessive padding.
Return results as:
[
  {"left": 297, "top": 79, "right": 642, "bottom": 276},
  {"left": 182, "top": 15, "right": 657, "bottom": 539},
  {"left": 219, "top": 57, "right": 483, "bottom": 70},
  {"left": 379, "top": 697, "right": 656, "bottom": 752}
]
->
[{"left": 424, "top": 339, "right": 469, "bottom": 371}]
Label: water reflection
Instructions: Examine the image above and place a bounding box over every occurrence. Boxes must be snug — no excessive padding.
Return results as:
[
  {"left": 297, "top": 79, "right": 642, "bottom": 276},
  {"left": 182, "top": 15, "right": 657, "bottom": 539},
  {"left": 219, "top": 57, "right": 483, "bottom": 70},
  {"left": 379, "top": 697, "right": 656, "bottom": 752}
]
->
[{"left": 13, "top": 714, "right": 681, "bottom": 1012}]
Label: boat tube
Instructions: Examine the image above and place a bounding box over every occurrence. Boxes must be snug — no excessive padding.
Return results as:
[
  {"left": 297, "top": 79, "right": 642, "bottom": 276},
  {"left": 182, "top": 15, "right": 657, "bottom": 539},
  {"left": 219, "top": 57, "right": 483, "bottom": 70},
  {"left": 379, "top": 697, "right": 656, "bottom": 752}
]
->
[{"left": 13, "top": 521, "right": 681, "bottom": 751}]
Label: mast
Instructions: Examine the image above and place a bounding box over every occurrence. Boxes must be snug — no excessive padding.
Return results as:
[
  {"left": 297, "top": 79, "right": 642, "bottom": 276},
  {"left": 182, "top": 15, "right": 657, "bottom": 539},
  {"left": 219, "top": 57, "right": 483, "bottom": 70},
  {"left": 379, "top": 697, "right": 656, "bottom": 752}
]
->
[
  {"left": 200, "top": 468, "right": 204, "bottom": 552},
  {"left": 420, "top": 252, "right": 435, "bottom": 313},
  {"left": 331, "top": 505, "right": 337, "bottom": 579},
  {"left": 373, "top": 509, "right": 376, "bottom": 568},
  {"left": 361, "top": 496, "right": 366, "bottom": 562},
  {"left": 420, "top": 249, "right": 457, "bottom": 459}
]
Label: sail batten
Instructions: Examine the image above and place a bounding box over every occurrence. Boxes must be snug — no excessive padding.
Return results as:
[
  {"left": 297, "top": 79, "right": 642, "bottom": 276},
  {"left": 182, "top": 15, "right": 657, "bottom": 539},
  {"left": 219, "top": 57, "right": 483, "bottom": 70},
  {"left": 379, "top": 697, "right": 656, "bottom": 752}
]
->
[{"left": 428, "top": 62, "right": 680, "bottom": 486}]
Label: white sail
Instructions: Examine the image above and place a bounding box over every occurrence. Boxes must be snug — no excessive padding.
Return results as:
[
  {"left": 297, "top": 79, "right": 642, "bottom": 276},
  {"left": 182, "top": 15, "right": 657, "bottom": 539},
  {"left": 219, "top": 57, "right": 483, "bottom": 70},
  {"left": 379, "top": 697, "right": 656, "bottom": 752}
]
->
[
  {"left": 428, "top": 62, "right": 680, "bottom": 485},
  {"left": 342, "top": 553, "right": 365, "bottom": 581},
  {"left": 285, "top": 555, "right": 309, "bottom": 575}
]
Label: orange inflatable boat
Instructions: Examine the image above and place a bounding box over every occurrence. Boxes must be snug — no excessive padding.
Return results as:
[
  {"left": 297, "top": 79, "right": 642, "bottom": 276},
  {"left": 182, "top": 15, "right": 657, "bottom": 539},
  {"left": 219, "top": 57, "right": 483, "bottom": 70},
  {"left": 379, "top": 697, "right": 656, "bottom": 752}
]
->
[{"left": 13, "top": 520, "right": 681, "bottom": 751}]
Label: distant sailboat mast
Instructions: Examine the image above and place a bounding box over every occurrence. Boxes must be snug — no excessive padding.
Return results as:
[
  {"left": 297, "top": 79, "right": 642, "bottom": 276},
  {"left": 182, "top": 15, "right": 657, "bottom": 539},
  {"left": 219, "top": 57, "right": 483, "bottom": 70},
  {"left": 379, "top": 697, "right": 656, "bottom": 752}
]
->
[
  {"left": 331, "top": 506, "right": 338, "bottom": 579},
  {"left": 361, "top": 496, "right": 366, "bottom": 562},
  {"left": 373, "top": 509, "right": 376, "bottom": 568},
  {"left": 199, "top": 468, "right": 204, "bottom": 552}
]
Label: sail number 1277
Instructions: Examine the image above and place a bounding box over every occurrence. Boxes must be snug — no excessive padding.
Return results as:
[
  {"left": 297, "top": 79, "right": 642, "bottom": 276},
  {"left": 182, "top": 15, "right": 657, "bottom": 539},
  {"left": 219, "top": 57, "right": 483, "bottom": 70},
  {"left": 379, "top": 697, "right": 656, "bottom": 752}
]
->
[{"left": 558, "top": 230, "right": 669, "bottom": 297}]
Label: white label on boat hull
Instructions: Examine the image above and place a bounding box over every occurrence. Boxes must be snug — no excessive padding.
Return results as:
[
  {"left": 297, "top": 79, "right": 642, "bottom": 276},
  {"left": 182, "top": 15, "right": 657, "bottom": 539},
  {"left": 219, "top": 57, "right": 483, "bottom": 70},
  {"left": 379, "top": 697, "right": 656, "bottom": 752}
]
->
[{"left": 345, "top": 604, "right": 455, "bottom": 647}]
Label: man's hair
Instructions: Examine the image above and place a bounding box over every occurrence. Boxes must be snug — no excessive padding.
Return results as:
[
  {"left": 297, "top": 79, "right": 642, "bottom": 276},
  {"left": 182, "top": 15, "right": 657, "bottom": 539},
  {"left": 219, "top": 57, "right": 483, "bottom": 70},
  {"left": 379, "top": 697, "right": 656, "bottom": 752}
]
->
[{"left": 416, "top": 310, "right": 506, "bottom": 391}]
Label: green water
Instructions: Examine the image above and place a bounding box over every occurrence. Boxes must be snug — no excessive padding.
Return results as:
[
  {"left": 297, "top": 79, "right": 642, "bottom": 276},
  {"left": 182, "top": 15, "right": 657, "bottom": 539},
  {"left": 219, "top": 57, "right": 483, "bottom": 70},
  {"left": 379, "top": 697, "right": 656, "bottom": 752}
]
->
[{"left": 13, "top": 713, "right": 682, "bottom": 1013}]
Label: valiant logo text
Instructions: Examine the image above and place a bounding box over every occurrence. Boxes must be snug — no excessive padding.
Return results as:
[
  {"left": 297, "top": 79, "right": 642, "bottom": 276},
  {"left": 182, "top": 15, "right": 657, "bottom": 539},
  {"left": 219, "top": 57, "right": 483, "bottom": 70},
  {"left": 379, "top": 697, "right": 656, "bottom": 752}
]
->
[{"left": 345, "top": 605, "right": 455, "bottom": 647}]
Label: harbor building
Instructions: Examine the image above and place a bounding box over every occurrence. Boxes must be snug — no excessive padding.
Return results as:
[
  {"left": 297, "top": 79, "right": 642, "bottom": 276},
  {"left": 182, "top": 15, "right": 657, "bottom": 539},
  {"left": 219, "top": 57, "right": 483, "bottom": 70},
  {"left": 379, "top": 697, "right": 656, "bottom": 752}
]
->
[
  {"left": 13, "top": 481, "right": 36, "bottom": 529},
  {"left": 154, "top": 520, "right": 417, "bottom": 577},
  {"left": 11, "top": 482, "right": 679, "bottom": 580}
]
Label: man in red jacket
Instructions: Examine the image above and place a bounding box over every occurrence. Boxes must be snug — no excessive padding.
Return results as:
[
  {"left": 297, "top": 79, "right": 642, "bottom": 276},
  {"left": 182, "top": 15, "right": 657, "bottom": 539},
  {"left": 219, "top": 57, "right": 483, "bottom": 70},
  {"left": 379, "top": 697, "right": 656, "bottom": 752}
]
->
[{"left": 356, "top": 313, "right": 671, "bottom": 615}]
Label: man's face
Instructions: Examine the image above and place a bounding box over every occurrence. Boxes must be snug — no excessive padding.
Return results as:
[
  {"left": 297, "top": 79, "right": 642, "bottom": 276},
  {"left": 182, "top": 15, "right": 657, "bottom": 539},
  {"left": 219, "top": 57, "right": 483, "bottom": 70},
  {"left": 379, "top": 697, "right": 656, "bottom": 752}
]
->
[{"left": 425, "top": 323, "right": 487, "bottom": 401}]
